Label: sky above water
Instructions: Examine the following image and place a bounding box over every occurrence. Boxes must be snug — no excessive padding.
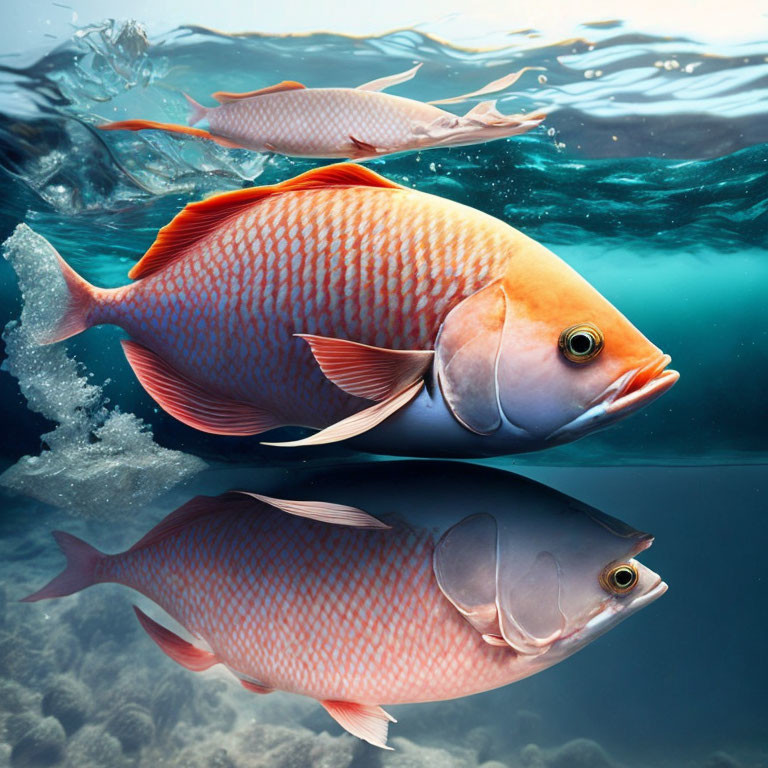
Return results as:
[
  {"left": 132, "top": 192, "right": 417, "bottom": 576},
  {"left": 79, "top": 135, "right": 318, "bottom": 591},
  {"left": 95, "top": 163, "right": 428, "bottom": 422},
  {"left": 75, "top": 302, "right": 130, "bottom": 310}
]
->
[{"left": 1, "top": 0, "right": 767, "bottom": 57}]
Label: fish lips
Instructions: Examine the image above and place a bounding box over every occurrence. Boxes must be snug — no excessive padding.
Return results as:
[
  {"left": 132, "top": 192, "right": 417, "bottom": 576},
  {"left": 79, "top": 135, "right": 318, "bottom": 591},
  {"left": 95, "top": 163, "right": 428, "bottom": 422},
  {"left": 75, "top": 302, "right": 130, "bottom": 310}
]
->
[{"left": 546, "top": 354, "right": 679, "bottom": 444}]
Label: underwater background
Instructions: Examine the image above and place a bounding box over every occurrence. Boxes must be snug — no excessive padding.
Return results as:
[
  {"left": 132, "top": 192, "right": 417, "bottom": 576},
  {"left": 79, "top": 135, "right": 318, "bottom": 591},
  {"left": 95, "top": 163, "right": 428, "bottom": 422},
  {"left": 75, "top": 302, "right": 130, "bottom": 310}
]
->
[{"left": 0, "top": 5, "right": 766, "bottom": 768}]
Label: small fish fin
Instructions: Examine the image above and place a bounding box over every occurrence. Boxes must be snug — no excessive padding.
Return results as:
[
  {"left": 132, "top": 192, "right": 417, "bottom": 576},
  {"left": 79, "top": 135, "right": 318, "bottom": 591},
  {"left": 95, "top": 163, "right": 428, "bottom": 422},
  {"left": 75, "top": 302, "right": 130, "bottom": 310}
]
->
[
  {"left": 357, "top": 63, "right": 422, "bottom": 92},
  {"left": 236, "top": 492, "right": 390, "bottom": 529},
  {"left": 212, "top": 81, "right": 306, "bottom": 102},
  {"left": 348, "top": 135, "right": 380, "bottom": 158},
  {"left": 428, "top": 67, "right": 542, "bottom": 105},
  {"left": 435, "top": 281, "right": 507, "bottom": 435},
  {"left": 133, "top": 606, "right": 218, "bottom": 672},
  {"left": 320, "top": 700, "right": 396, "bottom": 749},
  {"left": 463, "top": 101, "right": 546, "bottom": 129},
  {"left": 128, "top": 162, "right": 400, "bottom": 280},
  {"left": 262, "top": 379, "right": 423, "bottom": 448},
  {"left": 183, "top": 93, "right": 208, "bottom": 126},
  {"left": 240, "top": 679, "right": 274, "bottom": 694},
  {"left": 482, "top": 633, "right": 510, "bottom": 647},
  {"left": 121, "top": 340, "right": 282, "bottom": 435},
  {"left": 98, "top": 120, "right": 243, "bottom": 149},
  {"left": 21, "top": 532, "right": 104, "bottom": 602},
  {"left": 465, "top": 100, "right": 498, "bottom": 119},
  {"left": 297, "top": 334, "right": 433, "bottom": 401},
  {"left": 128, "top": 494, "right": 251, "bottom": 552}
]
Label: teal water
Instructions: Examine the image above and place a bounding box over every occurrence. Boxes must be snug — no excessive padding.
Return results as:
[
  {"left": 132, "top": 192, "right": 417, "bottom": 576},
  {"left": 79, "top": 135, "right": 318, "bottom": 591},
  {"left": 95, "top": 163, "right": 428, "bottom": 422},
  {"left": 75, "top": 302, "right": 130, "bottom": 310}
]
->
[{"left": 0, "top": 16, "right": 766, "bottom": 768}]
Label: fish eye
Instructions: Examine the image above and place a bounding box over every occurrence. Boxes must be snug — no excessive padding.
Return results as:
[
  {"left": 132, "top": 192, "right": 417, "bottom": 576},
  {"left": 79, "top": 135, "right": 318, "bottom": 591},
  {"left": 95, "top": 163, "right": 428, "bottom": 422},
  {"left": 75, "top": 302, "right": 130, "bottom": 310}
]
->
[
  {"left": 600, "top": 563, "right": 639, "bottom": 595},
  {"left": 559, "top": 323, "right": 604, "bottom": 363}
]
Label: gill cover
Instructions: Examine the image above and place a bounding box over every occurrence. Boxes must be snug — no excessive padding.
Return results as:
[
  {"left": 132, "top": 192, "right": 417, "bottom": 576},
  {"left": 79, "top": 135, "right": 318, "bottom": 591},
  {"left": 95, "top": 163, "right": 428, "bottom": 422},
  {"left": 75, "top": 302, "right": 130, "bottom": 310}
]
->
[
  {"left": 433, "top": 513, "right": 565, "bottom": 656},
  {"left": 435, "top": 281, "right": 508, "bottom": 435}
]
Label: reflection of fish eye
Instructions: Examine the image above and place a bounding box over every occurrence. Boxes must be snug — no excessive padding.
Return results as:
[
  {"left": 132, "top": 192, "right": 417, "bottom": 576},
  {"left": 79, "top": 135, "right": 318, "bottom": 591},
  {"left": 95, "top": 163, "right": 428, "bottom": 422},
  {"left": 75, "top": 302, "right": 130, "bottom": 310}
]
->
[
  {"left": 600, "top": 563, "right": 639, "bottom": 595},
  {"left": 559, "top": 323, "right": 604, "bottom": 363}
]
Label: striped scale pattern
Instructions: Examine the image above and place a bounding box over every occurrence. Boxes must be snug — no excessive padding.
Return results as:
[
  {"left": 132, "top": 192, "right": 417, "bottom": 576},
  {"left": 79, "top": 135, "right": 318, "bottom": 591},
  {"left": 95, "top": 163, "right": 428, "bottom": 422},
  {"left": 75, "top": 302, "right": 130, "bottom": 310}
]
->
[
  {"left": 208, "top": 89, "right": 446, "bottom": 157},
  {"left": 93, "top": 184, "right": 515, "bottom": 430},
  {"left": 97, "top": 496, "right": 517, "bottom": 704}
]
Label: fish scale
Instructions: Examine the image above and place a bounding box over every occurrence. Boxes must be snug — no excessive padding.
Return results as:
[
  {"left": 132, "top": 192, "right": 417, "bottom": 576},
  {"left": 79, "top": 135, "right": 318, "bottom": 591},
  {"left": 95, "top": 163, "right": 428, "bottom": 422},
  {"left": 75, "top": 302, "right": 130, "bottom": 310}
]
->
[
  {"left": 93, "top": 183, "right": 512, "bottom": 429},
  {"left": 100, "top": 498, "right": 514, "bottom": 704}
]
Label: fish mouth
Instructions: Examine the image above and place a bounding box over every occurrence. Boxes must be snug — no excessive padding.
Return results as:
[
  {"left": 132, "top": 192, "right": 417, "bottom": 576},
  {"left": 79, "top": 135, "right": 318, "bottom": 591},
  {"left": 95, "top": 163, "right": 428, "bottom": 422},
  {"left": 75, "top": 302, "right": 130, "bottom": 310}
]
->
[
  {"left": 545, "top": 354, "right": 679, "bottom": 444},
  {"left": 602, "top": 354, "right": 680, "bottom": 417}
]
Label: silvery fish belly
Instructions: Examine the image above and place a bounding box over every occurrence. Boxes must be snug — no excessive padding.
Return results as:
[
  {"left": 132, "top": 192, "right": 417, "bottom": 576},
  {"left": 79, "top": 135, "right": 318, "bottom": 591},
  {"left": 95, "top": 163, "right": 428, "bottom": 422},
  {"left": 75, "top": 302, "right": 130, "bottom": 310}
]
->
[
  {"left": 24, "top": 462, "right": 667, "bottom": 749},
  {"left": 98, "top": 65, "right": 546, "bottom": 159},
  {"left": 26, "top": 163, "right": 678, "bottom": 458}
]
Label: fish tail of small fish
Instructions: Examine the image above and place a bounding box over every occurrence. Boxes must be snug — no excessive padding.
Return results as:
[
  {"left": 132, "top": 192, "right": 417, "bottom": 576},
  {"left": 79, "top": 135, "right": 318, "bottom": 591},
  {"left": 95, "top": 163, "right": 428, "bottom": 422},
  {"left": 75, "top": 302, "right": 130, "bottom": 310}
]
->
[
  {"left": 21, "top": 532, "right": 106, "bottom": 602},
  {"left": 183, "top": 93, "right": 208, "bottom": 126},
  {"left": 17, "top": 237, "right": 106, "bottom": 345}
]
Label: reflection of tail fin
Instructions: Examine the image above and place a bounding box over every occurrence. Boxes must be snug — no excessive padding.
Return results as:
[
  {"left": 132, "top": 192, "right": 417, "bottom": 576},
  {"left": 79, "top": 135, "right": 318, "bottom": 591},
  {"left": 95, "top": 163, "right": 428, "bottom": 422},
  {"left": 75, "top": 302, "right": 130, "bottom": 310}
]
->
[
  {"left": 22, "top": 532, "right": 104, "bottom": 602},
  {"left": 183, "top": 93, "right": 207, "bottom": 126},
  {"left": 98, "top": 120, "right": 242, "bottom": 149}
]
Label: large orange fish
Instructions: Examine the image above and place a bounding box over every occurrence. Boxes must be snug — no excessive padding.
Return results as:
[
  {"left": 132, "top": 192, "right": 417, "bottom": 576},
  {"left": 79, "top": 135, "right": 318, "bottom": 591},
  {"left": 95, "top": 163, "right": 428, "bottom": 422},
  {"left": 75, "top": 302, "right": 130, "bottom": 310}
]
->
[
  {"left": 24, "top": 462, "right": 667, "bottom": 748},
  {"left": 98, "top": 65, "right": 545, "bottom": 159},
  {"left": 23, "top": 163, "right": 678, "bottom": 457}
]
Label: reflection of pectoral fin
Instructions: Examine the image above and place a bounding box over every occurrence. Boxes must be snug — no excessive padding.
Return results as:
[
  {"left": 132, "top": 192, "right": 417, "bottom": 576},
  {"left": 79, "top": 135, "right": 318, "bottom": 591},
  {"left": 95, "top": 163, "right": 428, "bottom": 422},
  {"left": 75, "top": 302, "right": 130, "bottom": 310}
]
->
[
  {"left": 435, "top": 281, "right": 507, "bottom": 435},
  {"left": 261, "top": 380, "right": 424, "bottom": 447},
  {"left": 235, "top": 492, "right": 390, "bottom": 529},
  {"left": 321, "top": 700, "right": 396, "bottom": 749}
]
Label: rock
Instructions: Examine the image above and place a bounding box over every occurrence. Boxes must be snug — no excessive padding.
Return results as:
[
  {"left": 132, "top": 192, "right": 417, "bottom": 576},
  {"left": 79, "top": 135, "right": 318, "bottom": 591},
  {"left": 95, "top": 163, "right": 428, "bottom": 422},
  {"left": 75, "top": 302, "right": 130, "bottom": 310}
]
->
[
  {"left": 10, "top": 716, "right": 66, "bottom": 767},
  {"left": 383, "top": 737, "right": 476, "bottom": 768},
  {"left": 41, "top": 676, "right": 90, "bottom": 735},
  {"left": 547, "top": 739, "right": 616, "bottom": 768},
  {"left": 151, "top": 671, "right": 194, "bottom": 733},
  {"left": 519, "top": 744, "right": 545, "bottom": 768},
  {"left": 0, "top": 680, "right": 37, "bottom": 714},
  {"left": 43, "top": 626, "right": 81, "bottom": 674},
  {"left": 5, "top": 712, "right": 40, "bottom": 746},
  {"left": 65, "top": 725, "right": 125, "bottom": 768},
  {"left": 106, "top": 703, "right": 154, "bottom": 753},
  {"left": 465, "top": 727, "right": 494, "bottom": 762}
]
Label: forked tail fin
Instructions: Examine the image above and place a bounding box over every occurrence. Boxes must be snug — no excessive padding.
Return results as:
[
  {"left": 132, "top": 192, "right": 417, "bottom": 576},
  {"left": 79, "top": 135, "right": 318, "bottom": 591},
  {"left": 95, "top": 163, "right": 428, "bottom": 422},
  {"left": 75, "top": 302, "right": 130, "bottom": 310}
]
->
[
  {"left": 183, "top": 93, "right": 207, "bottom": 126},
  {"left": 21, "top": 532, "right": 104, "bottom": 602},
  {"left": 3, "top": 224, "right": 99, "bottom": 345}
]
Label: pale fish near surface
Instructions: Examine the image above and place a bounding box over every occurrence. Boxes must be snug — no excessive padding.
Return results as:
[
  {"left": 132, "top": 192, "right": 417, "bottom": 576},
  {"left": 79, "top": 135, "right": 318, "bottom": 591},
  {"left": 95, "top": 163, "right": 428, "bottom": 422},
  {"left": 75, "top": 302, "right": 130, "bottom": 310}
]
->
[
  {"left": 24, "top": 461, "right": 668, "bottom": 749},
  {"left": 98, "top": 64, "right": 547, "bottom": 159},
  {"left": 11, "top": 163, "right": 679, "bottom": 458}
]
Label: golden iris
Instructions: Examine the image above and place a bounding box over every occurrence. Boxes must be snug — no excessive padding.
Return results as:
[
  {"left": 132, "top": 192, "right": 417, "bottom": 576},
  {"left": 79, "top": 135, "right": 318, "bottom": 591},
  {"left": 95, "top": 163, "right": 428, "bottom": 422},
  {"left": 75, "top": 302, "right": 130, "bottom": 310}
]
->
[
  {"left": 600, "top": 563, "right": 639, "bottom": 594},
  {"left": 559, "top": 323, "right": 604, "bottom": 363}
]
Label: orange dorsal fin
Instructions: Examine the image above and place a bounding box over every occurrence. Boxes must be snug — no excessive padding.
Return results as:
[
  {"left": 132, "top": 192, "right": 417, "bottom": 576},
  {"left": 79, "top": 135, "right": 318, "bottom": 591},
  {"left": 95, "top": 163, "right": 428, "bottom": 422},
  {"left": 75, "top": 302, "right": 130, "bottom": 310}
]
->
[
  {"left": 212, "top": 81, "right": 306, "bottom": 103},
  {"left": 129, "top": 163, "right": 402, "bottom": 280}
]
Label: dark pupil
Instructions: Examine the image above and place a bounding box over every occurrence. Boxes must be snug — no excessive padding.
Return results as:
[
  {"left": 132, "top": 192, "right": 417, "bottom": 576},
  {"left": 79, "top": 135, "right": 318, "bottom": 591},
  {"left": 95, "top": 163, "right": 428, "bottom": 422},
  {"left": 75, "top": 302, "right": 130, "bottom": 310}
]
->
[
  {"left": 614, "top": 569, "right": 633, "bottom": 587},
  {"left": 570, "top": 333, "right": 593, "bottom": 355}
]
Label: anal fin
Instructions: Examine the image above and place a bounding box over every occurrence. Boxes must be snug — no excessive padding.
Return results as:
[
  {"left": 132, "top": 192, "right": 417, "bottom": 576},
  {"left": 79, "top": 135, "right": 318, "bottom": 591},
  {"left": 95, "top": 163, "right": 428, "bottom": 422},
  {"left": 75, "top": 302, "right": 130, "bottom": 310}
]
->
[
  {"left": 133, "top": 606, "right": 217, "bottom": 672},
  {"left": 321, "top": 700, "right": 396, "bottom": 749},
  {"left": 122, "top": 340, "right": 282, "bottom": 436}
]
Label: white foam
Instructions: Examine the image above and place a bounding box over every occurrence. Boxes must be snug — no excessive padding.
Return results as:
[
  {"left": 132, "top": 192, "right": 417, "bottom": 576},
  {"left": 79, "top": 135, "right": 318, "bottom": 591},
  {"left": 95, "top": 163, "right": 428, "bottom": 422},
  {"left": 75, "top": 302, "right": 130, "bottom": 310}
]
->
[{"left": 1, "top": 224, "right": 206, "bottom": 516}]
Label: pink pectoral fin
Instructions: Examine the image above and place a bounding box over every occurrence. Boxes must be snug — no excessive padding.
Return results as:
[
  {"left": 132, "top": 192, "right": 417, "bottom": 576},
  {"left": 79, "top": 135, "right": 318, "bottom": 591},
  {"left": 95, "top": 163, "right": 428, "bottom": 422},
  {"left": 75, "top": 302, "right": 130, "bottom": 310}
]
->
[
  {"left": 296, "top": 334, "right": 433, "bottom": 401},
  {"left": 121, "top": 340, "right": 282, "bottom": 436},
  {"left": 262, "top": 380, "right": 424, "bottom": 448},
  {"left": 321, "top": 700, "right": 396, "bottom": 749},
  {"left": 435, "top": 282, "right": 507, "bottom": 434},
  {"left": 357, "top": 63, "right": 422, "bottom": 92},
  {"left": 133, "top": 606, "right": 218, "bottom": 672},
  {"left": 428, "top": 66, "right": 542, "bottom": 105},
  {"left": 236, "top": 492, "right": 390, "bottom": 529},
  {"left": 240, "top": 679, "right": 274, "bottom": 694}
]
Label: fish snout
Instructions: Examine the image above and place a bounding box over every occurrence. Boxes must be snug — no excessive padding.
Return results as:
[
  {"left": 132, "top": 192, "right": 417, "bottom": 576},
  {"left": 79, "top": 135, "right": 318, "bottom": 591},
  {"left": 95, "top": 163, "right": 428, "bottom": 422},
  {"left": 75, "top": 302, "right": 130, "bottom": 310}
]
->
[{"left": 603, "top": 354, "right": 679, "bottom": 417}]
